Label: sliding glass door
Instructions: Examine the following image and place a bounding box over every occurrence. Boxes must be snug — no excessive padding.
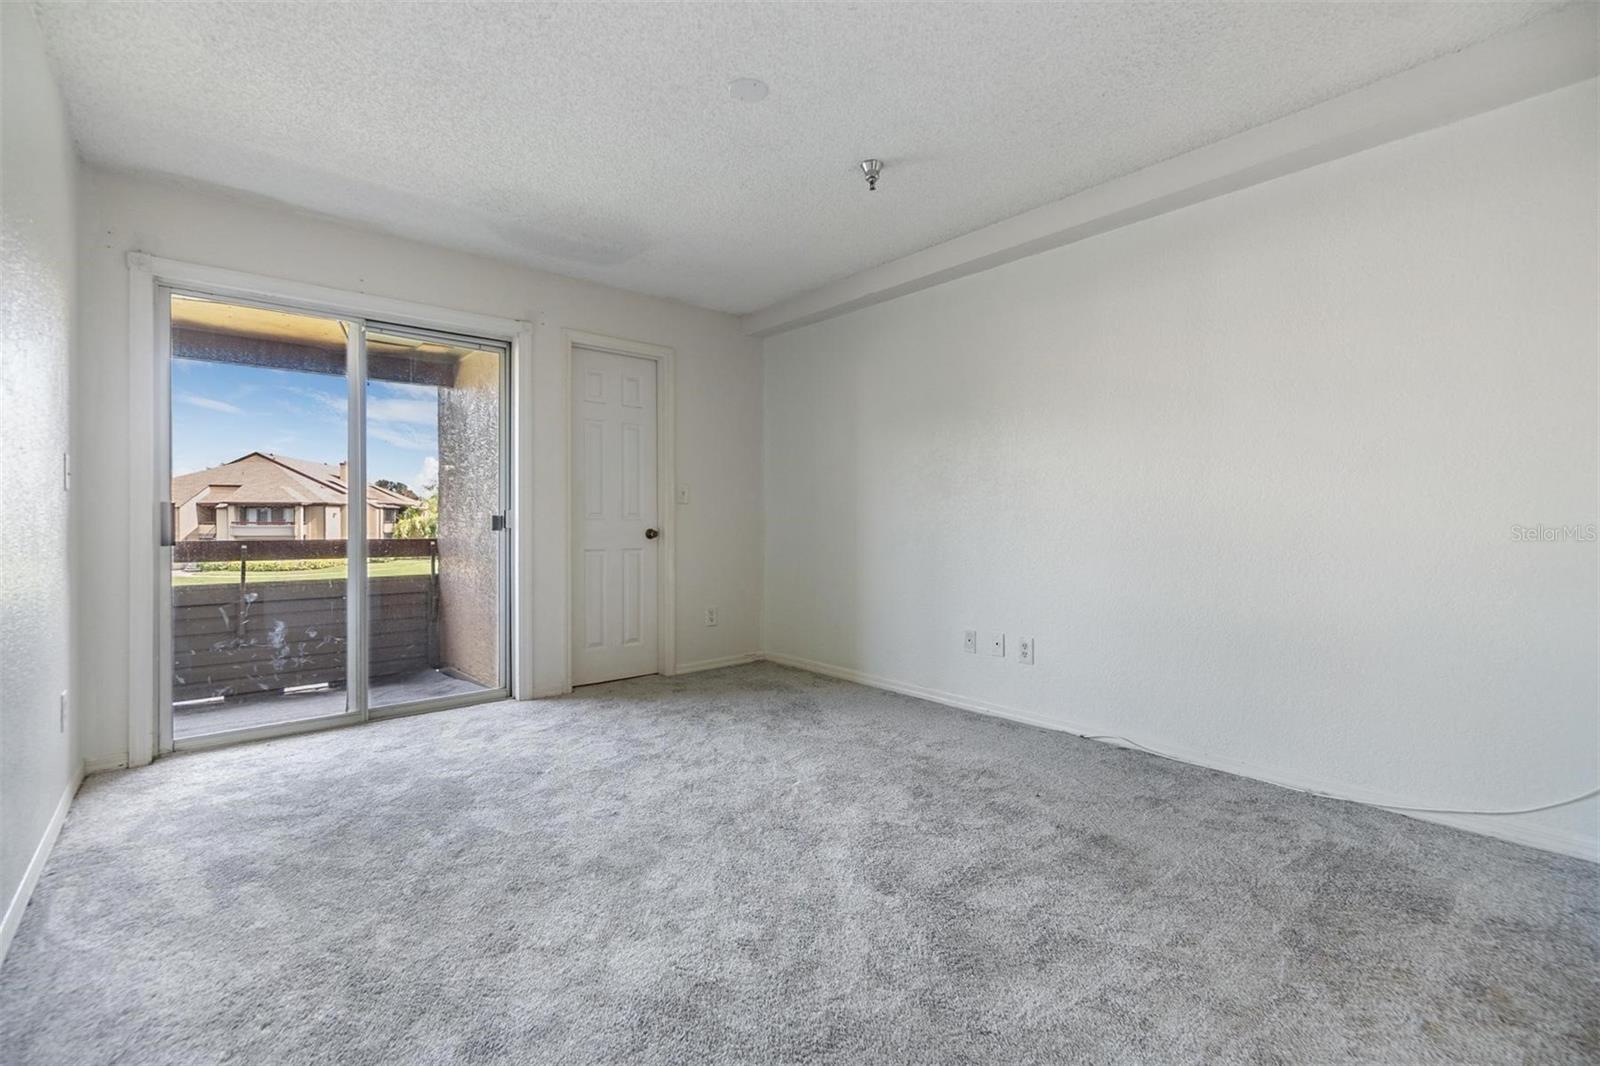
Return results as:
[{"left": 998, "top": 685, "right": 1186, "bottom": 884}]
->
[
  {"left": 364, "top": 326, "right": 508, "bottom": 712},
  {"left": 165, "top": 294, "right": 359, "bottom": 741},
  {"left": 161, "top": 291, "right": 509, "bottom": 748}
]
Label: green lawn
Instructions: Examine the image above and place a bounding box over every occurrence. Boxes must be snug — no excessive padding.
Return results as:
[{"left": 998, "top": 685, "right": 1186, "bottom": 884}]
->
[{"left": 171, "top": 557, "right": 434, "bottom": 586}]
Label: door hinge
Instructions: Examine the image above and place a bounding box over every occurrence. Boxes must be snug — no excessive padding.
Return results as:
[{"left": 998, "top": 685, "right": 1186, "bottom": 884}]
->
[{"left": 490, "top": 513, "right": 507, "bottom": 532}]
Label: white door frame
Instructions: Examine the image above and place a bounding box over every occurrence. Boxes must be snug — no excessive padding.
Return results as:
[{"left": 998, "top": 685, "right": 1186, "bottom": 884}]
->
[
  {"left": 127, "top": 253, "right": 535, "bottom": 766},
  {"left": 564, "top": 329, "right": 676, "bottom": 688}
]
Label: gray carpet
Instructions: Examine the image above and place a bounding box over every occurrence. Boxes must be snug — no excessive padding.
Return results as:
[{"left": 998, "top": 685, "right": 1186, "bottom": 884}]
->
[{"left": 2, "top": 664, "right": 1595, "bottom": 1064}]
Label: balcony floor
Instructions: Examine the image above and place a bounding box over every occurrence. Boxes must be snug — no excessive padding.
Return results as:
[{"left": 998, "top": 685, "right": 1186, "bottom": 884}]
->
[{"left": 173, "top": 669, "right": 492, "bottom": 741}]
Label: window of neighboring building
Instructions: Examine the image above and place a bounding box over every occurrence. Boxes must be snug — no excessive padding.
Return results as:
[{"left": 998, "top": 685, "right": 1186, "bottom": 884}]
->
[{"left": 240, "top": 506, "right": 294, "bottom": 525}]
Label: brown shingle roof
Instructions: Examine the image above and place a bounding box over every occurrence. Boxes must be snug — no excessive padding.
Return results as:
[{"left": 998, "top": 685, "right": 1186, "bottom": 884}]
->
[
  {"left": 267, "top": 454, "right": 416, "bottom": 508},
  {"left": 172, "top": 452, "right": 415, "bottom": 511}
]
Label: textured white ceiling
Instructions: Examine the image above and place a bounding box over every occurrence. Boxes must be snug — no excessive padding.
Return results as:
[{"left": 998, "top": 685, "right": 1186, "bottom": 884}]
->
[{"left": 35, "top": 1, "right": 1569, "bottom": 314}]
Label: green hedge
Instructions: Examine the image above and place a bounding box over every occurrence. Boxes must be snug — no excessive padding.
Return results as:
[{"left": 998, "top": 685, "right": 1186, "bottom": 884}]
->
[{"left": 195, "top": 559, "right": 341, "bottom": 573}]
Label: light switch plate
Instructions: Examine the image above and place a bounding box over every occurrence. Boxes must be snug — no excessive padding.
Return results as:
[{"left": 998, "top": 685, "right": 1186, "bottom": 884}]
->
[
  {"left": 677, "top": 486, "right": 691, "bottom": 505},
  {"left": 963, "top": 630, "right": 978, "bottom": 654},
  {"left": 989, "top": 633, "right": 1005, "bottom": 657}
]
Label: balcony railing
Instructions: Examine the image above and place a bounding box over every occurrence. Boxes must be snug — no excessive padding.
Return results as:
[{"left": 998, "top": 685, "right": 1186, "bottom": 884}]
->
[
  {"left": 174, "top": 537, "right": 437, "bottom": 566},
  {"left": 171, "top": 538, "right": 439, "bottom": 702}
]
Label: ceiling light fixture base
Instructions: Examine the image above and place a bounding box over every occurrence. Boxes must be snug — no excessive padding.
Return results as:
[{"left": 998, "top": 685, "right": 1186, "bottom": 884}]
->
[
  {"left": 860, "top": 159, "right": 883, "bottom": 192},
  {"left": 729, "top": 77, "right": 769, "bottom": 102}
]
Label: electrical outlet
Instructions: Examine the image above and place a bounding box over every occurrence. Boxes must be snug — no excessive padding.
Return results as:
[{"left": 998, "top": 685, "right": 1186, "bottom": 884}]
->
[
  {"left": 704, "top": 606, "right": 718, "bottom": 627},
  {"left": 963, "top": 630, "right": 978, "bottom": 654},
  {"left": 1018, "top": 638, "right": 1035, "bottom": 666},
  {"left": 989, "top": 632, "right": 1005, "bottom": 657},
  {"left": 677, "top": 486, "right": 691, "bottom": 505},
  {"left": 59, "top": 690, "right": 68, "bottom": 732}
]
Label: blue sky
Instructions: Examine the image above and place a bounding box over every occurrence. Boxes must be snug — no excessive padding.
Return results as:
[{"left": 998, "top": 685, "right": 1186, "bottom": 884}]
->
[{"left": 172, "top": 359, "right": 439, "bottom": 493}]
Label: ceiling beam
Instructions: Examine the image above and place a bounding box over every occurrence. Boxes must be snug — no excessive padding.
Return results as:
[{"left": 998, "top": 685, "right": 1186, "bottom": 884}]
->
[
  {"left": 173, "top": 328, "right": 457, "bottom": 387},
  {"left": 742, "top": 4, "right": 1597, "bottom": 338}
]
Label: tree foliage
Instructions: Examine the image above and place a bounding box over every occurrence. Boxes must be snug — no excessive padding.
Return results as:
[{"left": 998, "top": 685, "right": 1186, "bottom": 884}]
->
[
  {"left": 394, "top": 494, "right": 438, "bottom": 538},
  {"left": 375, "top": 479, "right": 416, "bottom": 499}
]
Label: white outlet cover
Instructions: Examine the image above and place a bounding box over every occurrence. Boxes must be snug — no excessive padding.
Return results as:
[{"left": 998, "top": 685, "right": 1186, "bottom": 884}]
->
[
  {"left": 989, "top": 633, "right": 1005, "bottom": 657},
  {"left": 1018, "top": 638, "right": 1035, "bottom": 665}
]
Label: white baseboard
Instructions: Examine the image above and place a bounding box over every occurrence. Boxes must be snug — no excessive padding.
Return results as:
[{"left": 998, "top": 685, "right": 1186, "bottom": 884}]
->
[
  {"left": 1395, "top": 809, "right": 1596, "bottom": 861},
  {"left": 83, "top": 753, "right": 128, "bottom": 774},
  {"left": 676, "top": 653, "right": 762, "bottom": 675},
  {"left": 0, "top": 764, "right": 84, "bottom": 968},
  {"left": 761, "top": 652, "right": 1598, "bottom": 863}
]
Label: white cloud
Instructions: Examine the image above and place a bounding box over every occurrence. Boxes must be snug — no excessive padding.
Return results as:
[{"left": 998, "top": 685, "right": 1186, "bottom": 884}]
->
[
  {"left": 176, "top": 392, "right": 244, "bottom": 415},
  {"left": 413, "top": 456, "right": 439, "bottom": 493},
  {"left": 366, "top": 397, "right": 436, "bottom": 425},
  {"left": 369, "top": 424, "right": 435, "bottom": 451},
  {"left": 280, "top": 387, "right": 345, "bottom": 416},
  {"left": 374, "top": 381, "right": 437, "bottom": 400}
]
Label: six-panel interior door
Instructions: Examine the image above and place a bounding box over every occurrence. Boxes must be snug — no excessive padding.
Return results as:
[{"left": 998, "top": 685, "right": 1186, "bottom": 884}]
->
[{"left": 572, "top": 347, "right": 659, "bottom": 685}]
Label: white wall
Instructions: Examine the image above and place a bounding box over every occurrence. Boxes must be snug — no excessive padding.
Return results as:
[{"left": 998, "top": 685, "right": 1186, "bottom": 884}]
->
[
  {"left": 763, "top": 83, "right": 1598, "bottom": 858},
  {"left": 1, "top": 3, "right": 81, "bottom": 954},
  {"left": 76, "top": 169, "right": 762, "bottom": 766}
]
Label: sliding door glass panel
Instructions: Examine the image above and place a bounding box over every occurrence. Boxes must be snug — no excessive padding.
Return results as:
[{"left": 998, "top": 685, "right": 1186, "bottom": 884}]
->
[
  {"left": 168, "top": 294, "right": 356, "bottom": 740},
  {"left": 364, "top": 328, "right": 507, "bottom": 710}
]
